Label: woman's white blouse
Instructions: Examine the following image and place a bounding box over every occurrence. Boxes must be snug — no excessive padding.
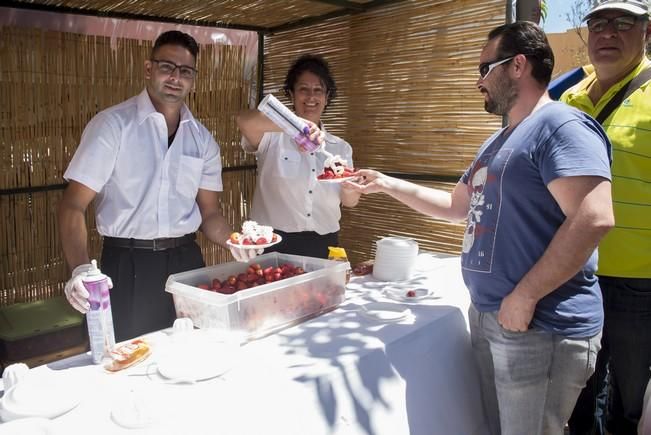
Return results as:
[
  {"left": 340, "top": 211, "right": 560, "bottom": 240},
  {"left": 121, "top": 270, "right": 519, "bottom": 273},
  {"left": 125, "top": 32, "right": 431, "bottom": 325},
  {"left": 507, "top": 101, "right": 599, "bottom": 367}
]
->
[{"left": 246, "top": 128, "right": 353, "bottom": 235}]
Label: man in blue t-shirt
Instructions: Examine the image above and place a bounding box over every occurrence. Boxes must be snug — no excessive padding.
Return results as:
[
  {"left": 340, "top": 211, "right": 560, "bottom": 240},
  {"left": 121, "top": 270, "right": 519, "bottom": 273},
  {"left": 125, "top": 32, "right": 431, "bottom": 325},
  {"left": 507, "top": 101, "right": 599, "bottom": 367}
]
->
[{"left": 347, "top": 22, "right": 614, "bottom": 435}]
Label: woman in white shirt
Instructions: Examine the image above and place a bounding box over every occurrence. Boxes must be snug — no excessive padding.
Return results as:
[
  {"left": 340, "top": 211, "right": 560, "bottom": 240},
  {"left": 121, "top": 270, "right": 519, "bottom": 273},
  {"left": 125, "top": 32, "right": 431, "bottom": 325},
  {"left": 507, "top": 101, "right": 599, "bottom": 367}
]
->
[{"left": 237, "top": 54, "right": 360, "bottom": 258}]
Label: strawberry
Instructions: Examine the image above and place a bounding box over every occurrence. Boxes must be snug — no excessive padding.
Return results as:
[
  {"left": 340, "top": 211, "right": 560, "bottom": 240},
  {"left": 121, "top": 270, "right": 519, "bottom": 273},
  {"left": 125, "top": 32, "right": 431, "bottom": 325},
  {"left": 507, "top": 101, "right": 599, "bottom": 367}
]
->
[
  {"left": 242, "top": 238, "right": 253, "bottom": 245},
  {"left": 219, "top": 285, "right": 236, "bottom": 295},
  {"left": 255, "top": 237, "right": 268, "bottom": 245},
  {"left": 406, "top": 290, "right": 417, "bottom": 298}
]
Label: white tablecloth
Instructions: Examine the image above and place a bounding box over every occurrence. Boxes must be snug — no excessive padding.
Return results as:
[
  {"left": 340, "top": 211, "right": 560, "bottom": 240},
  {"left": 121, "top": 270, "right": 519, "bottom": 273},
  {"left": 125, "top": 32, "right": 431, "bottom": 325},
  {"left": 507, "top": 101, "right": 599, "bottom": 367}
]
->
[{"left": 1, "top": 254, "right": 487, "bottom": 435}]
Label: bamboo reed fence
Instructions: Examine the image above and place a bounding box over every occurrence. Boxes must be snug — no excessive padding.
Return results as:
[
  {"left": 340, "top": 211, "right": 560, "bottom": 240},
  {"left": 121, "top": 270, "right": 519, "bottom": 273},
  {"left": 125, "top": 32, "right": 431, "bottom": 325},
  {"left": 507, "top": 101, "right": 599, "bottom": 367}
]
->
[
  {"left": 0, "top": 26, "right": 254, "bottom": 306},
  {"left": 264, "top": 0, "right": 505, "bottom": 264},
  {"left": 2, "top": 0, "right": 506, "bottom": 307},
  {"left": 7, "top": 0, "right": 344, "bottom": 29}
]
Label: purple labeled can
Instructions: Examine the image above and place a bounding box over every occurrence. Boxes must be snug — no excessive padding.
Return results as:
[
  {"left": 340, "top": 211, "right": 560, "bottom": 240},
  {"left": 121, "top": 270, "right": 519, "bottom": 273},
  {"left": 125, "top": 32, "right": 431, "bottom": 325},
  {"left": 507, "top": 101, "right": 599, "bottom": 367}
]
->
[{"left": 83, "top": 260, "right": 116, "bottom": 364}]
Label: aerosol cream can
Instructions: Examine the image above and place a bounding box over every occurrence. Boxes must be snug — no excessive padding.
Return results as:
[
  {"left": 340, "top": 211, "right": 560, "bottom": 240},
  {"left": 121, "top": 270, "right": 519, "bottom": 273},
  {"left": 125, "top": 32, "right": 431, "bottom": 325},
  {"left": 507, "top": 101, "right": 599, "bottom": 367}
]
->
[{"left": 83, "top": 259, "right": 116, "bottom": 364}]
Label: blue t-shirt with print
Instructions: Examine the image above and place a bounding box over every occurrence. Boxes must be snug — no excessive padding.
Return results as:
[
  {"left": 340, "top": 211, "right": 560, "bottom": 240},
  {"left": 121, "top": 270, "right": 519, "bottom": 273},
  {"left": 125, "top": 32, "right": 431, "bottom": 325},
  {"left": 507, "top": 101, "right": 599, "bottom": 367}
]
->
[{"left": 460, "top": 101, "right": 612, "bottom": 338}]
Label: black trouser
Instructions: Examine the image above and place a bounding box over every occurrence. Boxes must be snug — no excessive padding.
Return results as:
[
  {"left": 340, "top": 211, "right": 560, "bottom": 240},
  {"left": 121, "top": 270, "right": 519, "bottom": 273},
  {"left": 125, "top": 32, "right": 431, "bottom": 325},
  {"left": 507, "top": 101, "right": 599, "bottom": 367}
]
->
[
  {"left": 100, "top": 240, "right": 204, "bottom": 342},
  {"left": 265, "top": 230, "right": 338, "bottom": 259},
  {"left": 569, "top": 276, "right": 651, "bottom": 435}
]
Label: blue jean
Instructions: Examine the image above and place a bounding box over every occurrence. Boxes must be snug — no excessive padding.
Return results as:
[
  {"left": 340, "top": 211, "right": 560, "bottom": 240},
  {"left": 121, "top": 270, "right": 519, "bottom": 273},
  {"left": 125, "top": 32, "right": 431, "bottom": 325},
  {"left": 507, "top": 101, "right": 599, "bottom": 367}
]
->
[{"left": 469, "top": 304, "right": 600, "bottom": 435}]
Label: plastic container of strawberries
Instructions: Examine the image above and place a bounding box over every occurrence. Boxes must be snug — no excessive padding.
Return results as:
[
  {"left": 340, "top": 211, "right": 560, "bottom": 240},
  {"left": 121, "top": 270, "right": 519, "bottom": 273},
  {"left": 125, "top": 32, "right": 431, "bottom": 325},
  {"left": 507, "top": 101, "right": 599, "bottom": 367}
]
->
[{"left": 165, "top": 252, "right": 348, "bottom": 339}]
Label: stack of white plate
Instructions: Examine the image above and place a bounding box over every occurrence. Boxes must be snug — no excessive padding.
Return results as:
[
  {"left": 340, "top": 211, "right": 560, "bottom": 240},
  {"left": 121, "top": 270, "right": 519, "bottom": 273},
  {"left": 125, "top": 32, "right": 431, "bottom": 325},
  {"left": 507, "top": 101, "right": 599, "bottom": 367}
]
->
[{"left": 372, "top": 237, "right": 419, "bottom": 282}]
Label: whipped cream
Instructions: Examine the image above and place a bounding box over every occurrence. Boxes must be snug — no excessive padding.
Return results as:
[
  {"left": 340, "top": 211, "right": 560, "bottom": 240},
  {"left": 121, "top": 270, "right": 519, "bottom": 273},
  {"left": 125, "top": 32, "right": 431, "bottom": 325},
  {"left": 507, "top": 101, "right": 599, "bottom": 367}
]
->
[
  {"left": 324, "top": 155, "right": 348, "bottom": 176},
  {"left": 241, "top": 221, "right": 274, "bottom": 242}
]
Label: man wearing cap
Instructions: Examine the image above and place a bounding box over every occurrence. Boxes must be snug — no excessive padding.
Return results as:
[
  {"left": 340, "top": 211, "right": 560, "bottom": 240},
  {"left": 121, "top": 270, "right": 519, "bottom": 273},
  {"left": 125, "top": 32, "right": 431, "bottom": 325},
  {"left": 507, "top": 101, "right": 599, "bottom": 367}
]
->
[{"left": 562, "top": 1, "right": 651, "bottom": 434}]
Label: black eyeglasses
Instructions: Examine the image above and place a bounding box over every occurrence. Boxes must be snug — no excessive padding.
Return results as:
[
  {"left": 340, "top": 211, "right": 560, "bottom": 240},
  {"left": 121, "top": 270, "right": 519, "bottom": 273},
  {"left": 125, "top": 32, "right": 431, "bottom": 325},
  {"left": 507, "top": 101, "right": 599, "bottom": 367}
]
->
[
  {"left": 587, "top": 15, "right": 641, "bottom": 33},
  {"left": 478, "top": 56, "right": 515, "bottom": 79},
  {"left": 151, "top": 59, "right": 197, "bottom": 79}
]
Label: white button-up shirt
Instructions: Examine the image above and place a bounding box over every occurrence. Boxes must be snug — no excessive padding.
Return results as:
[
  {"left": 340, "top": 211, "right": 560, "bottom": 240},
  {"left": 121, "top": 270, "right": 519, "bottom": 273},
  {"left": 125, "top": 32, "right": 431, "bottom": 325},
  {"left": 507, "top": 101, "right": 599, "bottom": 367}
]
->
[
  {"left": 64, "top": 90, "right": 222, "bottom": 239},
  {"left": 245, "top": 128, "right": 353, "bottom": 235}
]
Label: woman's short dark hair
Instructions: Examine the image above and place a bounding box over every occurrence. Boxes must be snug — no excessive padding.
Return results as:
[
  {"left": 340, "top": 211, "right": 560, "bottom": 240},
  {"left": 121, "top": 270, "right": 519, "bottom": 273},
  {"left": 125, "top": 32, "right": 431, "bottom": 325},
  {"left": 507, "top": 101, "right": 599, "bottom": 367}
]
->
[
  {"left": 283, "top": 54, "right": 338, "bottom": 106},
  {"left": 152, "top": 30, "right": 199, "bottom": 60},
  {"left": 487, "top": 21, "right": 554, "bottom": 86}
]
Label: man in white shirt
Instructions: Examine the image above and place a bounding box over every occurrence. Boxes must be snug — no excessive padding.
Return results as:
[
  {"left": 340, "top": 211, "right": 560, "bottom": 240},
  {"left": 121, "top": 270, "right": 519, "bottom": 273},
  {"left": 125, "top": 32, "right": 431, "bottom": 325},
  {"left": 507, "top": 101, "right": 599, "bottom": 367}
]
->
[{"left": 58, "top": 30, "right": 249, "bottom": 341}]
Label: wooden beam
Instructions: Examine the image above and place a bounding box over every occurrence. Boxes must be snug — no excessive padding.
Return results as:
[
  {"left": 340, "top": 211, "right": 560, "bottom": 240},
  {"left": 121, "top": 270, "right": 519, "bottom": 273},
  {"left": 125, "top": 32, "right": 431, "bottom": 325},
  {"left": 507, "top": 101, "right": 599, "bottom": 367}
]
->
[
  {"left": 308, "top": 0, "right": 364, "bottom": 11},
  {"left": 2, "top": 1, "right": 271, "bottom": 33},
  {"left": 256, "top": 31, "right": 265, "bottom": 105},
  {"left": 270, "top": 0, "right": 406, "bottom": 33}
]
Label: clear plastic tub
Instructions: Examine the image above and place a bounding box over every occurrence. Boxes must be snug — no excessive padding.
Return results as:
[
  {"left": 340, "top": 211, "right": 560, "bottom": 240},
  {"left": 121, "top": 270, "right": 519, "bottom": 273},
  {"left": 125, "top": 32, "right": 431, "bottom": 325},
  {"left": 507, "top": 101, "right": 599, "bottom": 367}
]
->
[{"left": 165, "top": 252, "right": 348, "bottom": 338}]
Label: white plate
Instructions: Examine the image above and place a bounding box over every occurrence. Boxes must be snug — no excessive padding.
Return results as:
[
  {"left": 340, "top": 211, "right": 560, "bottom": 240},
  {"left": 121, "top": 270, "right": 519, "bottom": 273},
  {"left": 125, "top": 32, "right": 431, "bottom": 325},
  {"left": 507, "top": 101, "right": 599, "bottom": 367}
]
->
[
  {"left": 111, "top": 390, "right": 157, "bottom": 429},
  {"left": 0, "top": 417, "right": 55, "bottom": 435},
  {"left": 226, "top": 233, "right": 282, "bottom": 250},
  {"left": 383, "top": 285, "right": 434, "bottom": 301},
  {"left": 0, "top": 373, "right": 82, "bottom": 422},
  {"left": 156, "top": 335, "right": 240, "bottom": 382},
  {"left": 360, "top": 302, "right": 411, "bottom": 322},
  {"left": 317, "top": 176, "right": 357, "bottom": 184}
]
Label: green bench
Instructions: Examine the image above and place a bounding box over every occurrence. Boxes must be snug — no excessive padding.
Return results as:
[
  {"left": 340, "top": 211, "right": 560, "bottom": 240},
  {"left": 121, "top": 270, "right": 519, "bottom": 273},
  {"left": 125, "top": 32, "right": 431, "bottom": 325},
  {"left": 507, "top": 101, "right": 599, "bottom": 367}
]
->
[{"left": 0, "top": 296, "right": 87, "bottom": 371}]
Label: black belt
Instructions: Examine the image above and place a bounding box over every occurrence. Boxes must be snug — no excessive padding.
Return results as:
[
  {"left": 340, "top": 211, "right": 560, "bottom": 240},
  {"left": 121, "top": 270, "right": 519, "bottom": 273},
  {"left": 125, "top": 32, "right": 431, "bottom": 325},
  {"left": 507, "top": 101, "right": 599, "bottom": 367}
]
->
[{"left": 103, "top": 233, "right": 196, "bottom": 251}]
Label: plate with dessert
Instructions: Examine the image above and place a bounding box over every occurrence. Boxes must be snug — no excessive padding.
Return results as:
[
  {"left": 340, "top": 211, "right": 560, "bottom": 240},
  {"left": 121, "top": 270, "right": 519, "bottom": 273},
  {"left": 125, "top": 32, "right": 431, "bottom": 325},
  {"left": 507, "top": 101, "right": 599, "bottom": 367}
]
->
[
  {"left": 317, "top": 155, "right": 356, "bottom": 183},
  {"left": 383, "top": 285, "right": 435, "bottom": 302},
  {"left": 317, "top": 175, "right": 357, "bottom": 184},
  {"left": 227, "top": 221, "right": 282, "bottom": 250}
]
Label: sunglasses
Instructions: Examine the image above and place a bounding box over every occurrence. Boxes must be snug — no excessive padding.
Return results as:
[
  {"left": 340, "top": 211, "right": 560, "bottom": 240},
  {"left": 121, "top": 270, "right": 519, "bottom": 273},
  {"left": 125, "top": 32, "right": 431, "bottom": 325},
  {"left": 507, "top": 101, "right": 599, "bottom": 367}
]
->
[
  {"left": 478, "top": 56, "right": 515, "bottom": 79},
  {"left": 587, "top": 15, "right": 641, "bottom": 33}
]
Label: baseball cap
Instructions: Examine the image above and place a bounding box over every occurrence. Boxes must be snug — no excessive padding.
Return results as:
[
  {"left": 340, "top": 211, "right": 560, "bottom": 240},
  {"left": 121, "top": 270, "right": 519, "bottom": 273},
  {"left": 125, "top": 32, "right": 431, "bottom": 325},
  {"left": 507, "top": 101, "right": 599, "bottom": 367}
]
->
[{"left": 584, "top": 0, "right": 649, "bottom": 20}]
